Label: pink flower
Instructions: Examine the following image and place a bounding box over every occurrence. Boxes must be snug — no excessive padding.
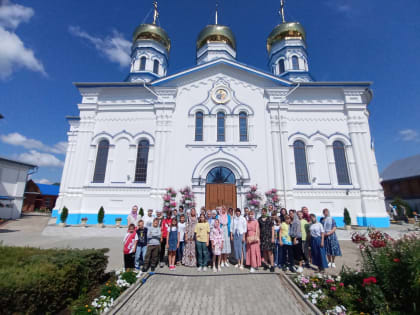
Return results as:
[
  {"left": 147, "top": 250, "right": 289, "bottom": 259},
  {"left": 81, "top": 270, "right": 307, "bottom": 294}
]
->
[
  {"left": 312, "top": 283, "right": 317, "bottom": 288},
  {"left": 339, "top": 282, "right": 344, "bottom": 287},
  {"left": 330, "top": 286, "right": 337, "bottom": 291},
  {"left": 326, "top": 279, "right": 334, "bottom": 284},
  {"left": 271, "top": 188, "right": 277, "bottom": 193}
]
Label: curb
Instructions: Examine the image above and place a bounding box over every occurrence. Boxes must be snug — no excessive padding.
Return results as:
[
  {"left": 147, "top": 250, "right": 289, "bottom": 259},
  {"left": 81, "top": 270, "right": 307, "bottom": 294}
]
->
[{"left": 280, "top": 271, "right": 323, "bottom": 315}]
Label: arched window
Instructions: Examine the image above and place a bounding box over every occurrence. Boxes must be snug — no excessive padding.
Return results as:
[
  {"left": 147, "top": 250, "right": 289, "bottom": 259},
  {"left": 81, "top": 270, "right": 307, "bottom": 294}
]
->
[
  {"left": 279, "top": 59, "right": 285, "bottom": 74},
  {"left": 293, "top": 140, "right": 309, "bottom": 184},
  {"left": 153, "top": 60, "right": 159, "bottom": 74},
  {"left": 292, "top": 56, "right": 299, "bottom": 70},
  {"left": 195, "top": 111, "right": 204, "bottom": 141},
  {"left": 134, "top": 140, "right": 150, "bottom": 183},
  {"left": 239, "top": 111, "right": 248, "bottom": 142},
  {"left": 206, "top": 167, "right": 236, "bottom": 184},
  {"left": 333, "top": 141, "right": 351, "bottom": 185},
  {"left": 140, "top": 57, "right": 146, "bottom": 71},
  {"left": 93, "top": 140, "right": 109, "bottom": 183},
  {"left": 217, "top": 112, "right": 225, "bottom": 142}
]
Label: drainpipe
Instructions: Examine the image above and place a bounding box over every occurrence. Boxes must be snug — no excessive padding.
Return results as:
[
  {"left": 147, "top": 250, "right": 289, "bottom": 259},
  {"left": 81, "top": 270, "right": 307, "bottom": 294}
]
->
[{"left": 279, "top": 83, "right": 300, "bottom": 209}]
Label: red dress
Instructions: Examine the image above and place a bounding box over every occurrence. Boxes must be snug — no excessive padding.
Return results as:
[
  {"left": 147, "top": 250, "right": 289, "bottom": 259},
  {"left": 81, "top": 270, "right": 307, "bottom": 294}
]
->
[{"left": 246, "top": 220, "right": 261, "bottom": 268}]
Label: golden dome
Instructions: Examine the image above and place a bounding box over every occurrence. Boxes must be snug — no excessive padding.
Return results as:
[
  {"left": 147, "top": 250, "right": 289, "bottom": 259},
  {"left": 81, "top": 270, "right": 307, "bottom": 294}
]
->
[
  {"left": 132, "top": 23, "right": 171, "bottom": 52},
  {"left": 196, "top": 25, "right": 236, "bottom": 51},
  {"left": 267, "top": 22, "right": 306, "bottom": 52}
]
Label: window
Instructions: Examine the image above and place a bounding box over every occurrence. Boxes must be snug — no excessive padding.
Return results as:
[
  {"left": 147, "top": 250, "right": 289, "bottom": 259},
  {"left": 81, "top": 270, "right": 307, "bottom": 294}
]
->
[
  {"left": 293, "top": 140, "right": 309, "bottom": 184},
  {"left": 140, "top": 57, "right": 146, "bottom": 71},
  {"left": 292, "top": 56, "right": 299, "bottom": 70},
  {"left": 217, "top": 112, "right": 225, "bottom": 142},
  {"left": 134, "top": 140, "right": 150, "bottom": 183},
  {"left": 239, "top": 111, "right": 248, "bottom": 142},
  {"left": 333, "top": 141, "right": 351, "bottom": 185},
  {"left": 93, "top": 140, "right": 109, "bottom": 183},
  {"left": 195, "top": 112, "right": 204, "bottom": 141},
  {"left": 279, "top": 59, "right": 285, "bottom": 74},
  {"left": 206, "top": 167, "right": 235, "bottom": 184},
  {"left": 153, "top": 60, "right": 159, "bottom": 74}
]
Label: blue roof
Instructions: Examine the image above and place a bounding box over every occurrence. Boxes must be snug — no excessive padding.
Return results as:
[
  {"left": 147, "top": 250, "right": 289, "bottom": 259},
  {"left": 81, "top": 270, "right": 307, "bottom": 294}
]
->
[
  {"left": 381, "top": 154, "right": 420, "bottom": 181},
  {"left": 36, "top": 184, "right": 60, "bottom": 196}
]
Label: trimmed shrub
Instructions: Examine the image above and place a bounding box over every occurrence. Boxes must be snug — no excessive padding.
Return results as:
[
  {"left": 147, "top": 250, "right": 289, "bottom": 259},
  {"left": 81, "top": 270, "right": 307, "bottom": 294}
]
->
[
  {"left": 139, "top": 207, "right": 144, "bottom": 217},
  {"left": 343, "top": 208, "right": 351, "bottom": 226},
  {"left": 60, "top": 206, "right": 69, "bottom": 223},
  {"left": 0, "top": 246, "right": 108, "bottom": 314},
  {"left": 98, "top": 206, "right": 105, "bottom": 224}
]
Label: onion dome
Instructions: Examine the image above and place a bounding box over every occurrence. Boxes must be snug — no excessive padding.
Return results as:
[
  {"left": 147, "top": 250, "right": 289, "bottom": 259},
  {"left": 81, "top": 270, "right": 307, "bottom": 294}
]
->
[
  {"left": 266, "top": 22, "right": 306, "bottom": 52},
  {"left": 132, "top": 23, "right": 171, "bottom": 52},
  {"left": 196, "top": 25, "right": 236, "bottom": 51}
]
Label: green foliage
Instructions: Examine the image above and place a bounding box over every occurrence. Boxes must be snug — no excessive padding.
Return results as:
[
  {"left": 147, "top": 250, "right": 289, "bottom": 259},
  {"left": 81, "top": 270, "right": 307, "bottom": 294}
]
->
[
  {"left": 139, "top": 207, "right": 144, "bottom": 217},
  {"left": 100, "top": 281, "right": 121, "bottom": 300},
  {"left": 343, "top": 208, "right": 351, "bottom": 226},
  {"left": 120, "top": 270, "right": 137, "bottom": 285},
  {"left": 98, "top": 206, "right": 105, "bottom": 224},
  {"left": 392, "top": 197, "right": 413, "bottom": 218},
  {"left": 0, "top": 246, "right": 108, "bottom": 315},
  {"left": 60, "top": 206, "right": 69, "bottom": 223}
]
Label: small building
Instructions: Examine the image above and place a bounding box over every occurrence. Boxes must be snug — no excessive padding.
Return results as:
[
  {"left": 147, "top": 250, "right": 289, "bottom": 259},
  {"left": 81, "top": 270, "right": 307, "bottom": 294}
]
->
[
  {"left": 0, "top": 156, "right": 37, "bottom": 219},
  {"left": 381, "top": 154, "right": 420, "bottom": 211},
  {"left": 23, "top": 180, "right": 60, "bottom": 212}
]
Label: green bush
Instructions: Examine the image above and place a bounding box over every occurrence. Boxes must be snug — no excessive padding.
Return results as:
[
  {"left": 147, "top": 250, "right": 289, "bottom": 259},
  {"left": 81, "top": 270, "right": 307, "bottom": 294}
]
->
[
  {"left": 98, "top": 206, "right": 105, "bottom": 224},
  {"left": 392, "top": 197, "right": 413, "bottom": 218},
  {"left": 0, "top": 246, "right": 109, "bottom": 315},
  {"left": 343, "top": 208, "right": 351, "bottom": 226},
  {"left": 60, "top": 206, "right": 69, "bottom": 223},
  {"left": 139, "top": 207, "right": 144, "bottom": 217}
]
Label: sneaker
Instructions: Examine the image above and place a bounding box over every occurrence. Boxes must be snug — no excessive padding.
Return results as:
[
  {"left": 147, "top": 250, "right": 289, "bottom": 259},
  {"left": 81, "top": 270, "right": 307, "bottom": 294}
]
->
[
  {"left": 332, "top": 263, "right": 336, "bottom": 268},
  {"left": 136, "top": 271, "right": 143, "bottom": 277},
  {"left": 203, "top": 267, "right": 207, "bottom": 272},
  {"left": 225, "top": 262, "right": 230, "bottom": 267},
  {"left": 160, "top": 262, "right": 164, "bottom": 268},
  {"left": 250, "top": 267, "right": 255, "bottom": 273},
  {"left": 151, "top": 267, "right": 155, "bottom": 272},
  {"left": 141, "top": 267, "right": 148, "bottom": 273},
  {"left": 197, "top": 267, "right": 202, "bottom": 272},
  {"left": 234, "top": 264, "right": 239, "bottom": 268},
  {"left": 328, "top": 262, "right": 332, "bottom": 268},
  {"left": 270, "top": 266, "right": 275, "bottom": 273},
  {"left": 218, "top": 267, "right": 222, "bottom": 272},
  {"left": 297, "top": 266, "right": 304, "bottom": 273},
  {"left": 221, "top": 262, "right": 225, "bottom": 268},
  {"left": 289, "top": 267, "right": 297, "bottom": 273},
  {"left": 213, "top": 267, "right": 217, "bottom": 273},
  {"left": 173, "top": 266, "right": 176, "bottom": 271},
  {"left": 239, "top": 265, "right": 244, "bottom": 270}
]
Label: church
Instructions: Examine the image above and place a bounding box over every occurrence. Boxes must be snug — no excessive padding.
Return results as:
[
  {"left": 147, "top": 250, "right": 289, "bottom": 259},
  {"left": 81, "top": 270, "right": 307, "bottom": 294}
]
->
[{"left": 53, "top": 2, "right": 389, "bottom": 227}]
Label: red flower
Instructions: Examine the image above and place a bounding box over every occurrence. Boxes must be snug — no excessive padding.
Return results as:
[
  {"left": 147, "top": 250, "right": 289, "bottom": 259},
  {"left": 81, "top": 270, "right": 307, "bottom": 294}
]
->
[
  {"left": 330, "top": 286, "right": 337, "bottom": 291},
  {"left": 393, "top": 258, "right": 400, "bottom": 263},
  {"left": 326, "top": 279, "right": 334, "bottom": 284},
  {"left": 357, "top": 298, "right": 362, "bottom": 302},
  {"left": 362, "top": 276, "right": 377, "bottom": 286},
  {"left": 339, "top": 282, "right": 344, "bottom": 287}
]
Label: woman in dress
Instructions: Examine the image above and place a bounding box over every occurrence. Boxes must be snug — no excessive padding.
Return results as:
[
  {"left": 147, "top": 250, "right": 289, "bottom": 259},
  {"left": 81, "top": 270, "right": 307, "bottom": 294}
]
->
[
  {"left": 309, "top": 214, "right": 328, "bottom": 272},
  {"left": 258, "top": 207, "right": 275, "bottom": 272},
  {"left": 218, "top": 206, "right": 231, "bottom": 267},
  {"left": 245, "top": 210, "right": 261, "bottom": 272},
  {"left": 210, "top": 219, "right": 224, "bottom": 272},
  {"left": 127, "top": 205, "right": 140, "bottom": 226},
  {"left": 182, "top": 208, "right": 197, "bottom": 267},
  {"left": 320, "top": 208, "right": 342, "bottom": 268}
]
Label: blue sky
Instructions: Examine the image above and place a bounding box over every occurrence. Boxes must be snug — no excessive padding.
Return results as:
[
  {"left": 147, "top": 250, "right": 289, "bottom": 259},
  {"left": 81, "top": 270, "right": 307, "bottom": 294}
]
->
[{"left": 0, "top": 0, "right": 419, "bottom": 184}]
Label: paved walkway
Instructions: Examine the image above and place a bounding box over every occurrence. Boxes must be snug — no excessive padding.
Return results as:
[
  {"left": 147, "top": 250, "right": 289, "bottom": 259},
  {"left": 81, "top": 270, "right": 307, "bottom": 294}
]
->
[{"left": 115, "top": 269, "right": 313, "bottom": 315}]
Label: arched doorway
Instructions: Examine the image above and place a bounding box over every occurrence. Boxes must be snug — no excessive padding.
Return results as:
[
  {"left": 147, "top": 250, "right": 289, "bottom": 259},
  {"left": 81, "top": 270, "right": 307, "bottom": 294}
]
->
[{"left": 205, "top": 167, "right": 237, "bottom": 210}]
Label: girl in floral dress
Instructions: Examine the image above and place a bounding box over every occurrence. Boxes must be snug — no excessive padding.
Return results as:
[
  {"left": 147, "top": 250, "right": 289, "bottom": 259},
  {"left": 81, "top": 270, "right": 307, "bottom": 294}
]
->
[
  {"left": 210, "top": 219, "right": 224, "bottom": 272},
  {"left": 182, "top": 208, "right": 197, "bottom": 267},
  {"left": 218, "top": 206, "right": 231, "bottom": 267},
  {"left": 320, "top": 208, "right": 342, "bottom": 268}
]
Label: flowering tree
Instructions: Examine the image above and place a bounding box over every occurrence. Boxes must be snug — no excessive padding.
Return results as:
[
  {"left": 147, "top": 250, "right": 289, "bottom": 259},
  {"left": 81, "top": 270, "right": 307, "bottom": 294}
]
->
[
  {"left": 245, "top": 185, "right": 262, "bottom": 212},
  {"left": 264, "top": 188, "right": 280, "bottom": 210},
  {"left": 179, "top": 186, "right": 196, "bottom": 210},
  {"left": 162, "top": 188, "right": 177, "bottom": 213}
]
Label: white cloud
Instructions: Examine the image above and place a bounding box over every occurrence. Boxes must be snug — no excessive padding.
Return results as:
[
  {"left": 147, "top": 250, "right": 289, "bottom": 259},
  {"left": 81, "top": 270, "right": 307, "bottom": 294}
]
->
[
  {"left": 0, "top": 1, "right": 46, "bottom": 79},
  {"left": 15, "top": 150, "right": 64, "bottom": 167},
  {"left": 69, "top": 25, "right": 131, "bottom": 67},
  {"left": 36, "top": 178, "right": 52, "bottom": 184},
  {"left": 324, "top": 0, "right": 353, "bottom": 16},
  {"left": 399, "top": 129, "right": 419, "bottom": 142},
  {"left": 0, "top": 132, "right": 67, "bottom": 154}
]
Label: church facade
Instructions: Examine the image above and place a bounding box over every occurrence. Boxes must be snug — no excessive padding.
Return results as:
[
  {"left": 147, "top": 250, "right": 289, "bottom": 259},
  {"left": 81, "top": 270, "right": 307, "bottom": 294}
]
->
[{"left": 53, "top": 8, "right": 389, "bottom": 227}]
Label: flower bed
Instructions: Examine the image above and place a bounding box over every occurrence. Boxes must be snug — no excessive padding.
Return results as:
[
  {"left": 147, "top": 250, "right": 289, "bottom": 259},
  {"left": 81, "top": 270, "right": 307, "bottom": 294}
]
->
[{"left": 292, "top": 229, "right": 420, "bottom": 314}]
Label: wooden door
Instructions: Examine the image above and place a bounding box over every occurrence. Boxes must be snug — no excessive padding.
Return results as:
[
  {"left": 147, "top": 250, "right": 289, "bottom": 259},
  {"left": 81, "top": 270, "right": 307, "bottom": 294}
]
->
[{"left": 205, "top": 184, "right": 237, "bottom": 210}]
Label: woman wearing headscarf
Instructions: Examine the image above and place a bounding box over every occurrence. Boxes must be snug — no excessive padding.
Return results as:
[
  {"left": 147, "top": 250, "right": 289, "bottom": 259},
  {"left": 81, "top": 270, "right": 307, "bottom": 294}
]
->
[
  {"left": 127, "top": 205, "right": 140, "bottom": 226},
  {"left": 245, "top": 210, "right": 261, "bottom": 272},
  {"left": 320, "top": 208, "right": 342, "bottom": 268},
  {"left": 289, "top": 211, "right": 305, "bottom": 273},
  {"left": 182, "top": 208, "right": 198, "bottom": 267},
  {"left": 218, "top": 206, "right": 231, "bottom": 267}
]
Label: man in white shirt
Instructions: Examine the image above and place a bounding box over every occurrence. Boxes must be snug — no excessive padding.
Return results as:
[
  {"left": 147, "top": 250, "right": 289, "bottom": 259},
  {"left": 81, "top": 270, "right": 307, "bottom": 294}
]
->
[
  {"left": 230, "top": 208, "right": 248, "bottom": 269},
  {"left": 143, "top": 209, "right": 155, "bottom": 229}
]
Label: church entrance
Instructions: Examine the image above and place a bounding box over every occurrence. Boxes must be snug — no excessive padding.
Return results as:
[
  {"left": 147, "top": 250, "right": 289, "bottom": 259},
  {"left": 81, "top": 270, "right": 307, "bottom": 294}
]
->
[{"left": 205, "top": 167, "right": 237, "bottom": 210}]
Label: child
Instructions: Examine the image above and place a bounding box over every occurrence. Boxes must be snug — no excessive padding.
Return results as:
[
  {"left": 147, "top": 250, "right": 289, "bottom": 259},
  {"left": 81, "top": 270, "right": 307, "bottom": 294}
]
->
[
  {"left": 166, "top": 217, "right": 179, "bottom": 270},
  {"left": 273, "top": 217, "right": 283, "bottom": 268},
  {"left": 210, "top": 219, "right": 224, "bottom": 272},
  {"left": 177, "top": 214, "right": 186, "bottom": 264},
  {"left": 143, "top": 218, "right": 162, "bottom": 272},
  {"left": 280, "top": 215, "right": 296, "bottom": 273},
  {"left": 135, "top": 220, "right": 148, "bottom": 271},
  {"left": 123, "top": 224, "right": 138, "bottom": 271}
]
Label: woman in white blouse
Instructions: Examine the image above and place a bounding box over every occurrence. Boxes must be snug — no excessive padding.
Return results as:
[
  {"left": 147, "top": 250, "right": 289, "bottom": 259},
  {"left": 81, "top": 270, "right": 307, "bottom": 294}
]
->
[
  {"left": 309, "top": 214, "right": 329, "bottom": 272},
  {"left": 230, "top": 208, "right": 247, "bottom": 269}
]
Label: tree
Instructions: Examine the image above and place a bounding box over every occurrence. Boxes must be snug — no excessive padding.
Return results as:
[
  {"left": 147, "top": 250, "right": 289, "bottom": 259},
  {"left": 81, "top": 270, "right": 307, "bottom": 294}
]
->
[
  {"left": 343, "top": 208, "right": 351, "bottom": 226},
  {"left": 98, "top": 206, "right": 105, "bottom": 224},
  {"left": 60, "top": 207, "right": 68, "bottom": 223},
  {"left": 139, "top": 207, "right": 144, "bottom": 217}
]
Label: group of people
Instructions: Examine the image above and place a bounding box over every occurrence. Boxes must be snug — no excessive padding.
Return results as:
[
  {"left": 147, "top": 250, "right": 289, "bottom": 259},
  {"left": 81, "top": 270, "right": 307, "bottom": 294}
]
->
[{"left": 123, "top": 204, "right": 342, "bottom": 274}]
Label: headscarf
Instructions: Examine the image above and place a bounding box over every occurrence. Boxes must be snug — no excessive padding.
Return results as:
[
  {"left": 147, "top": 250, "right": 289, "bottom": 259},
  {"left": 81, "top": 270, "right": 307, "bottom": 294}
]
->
[
  {"left": 289, "top": 212, "right": 302, "bottom": 238},
  {"left": 131, "top": 208, "right": 138, "bottom": 220},
  {"left": 219, "top": 207, "right": 228, "bottom": 225},
  {"left": 213, "top": 219, "right": 221, "bottom": 232}
]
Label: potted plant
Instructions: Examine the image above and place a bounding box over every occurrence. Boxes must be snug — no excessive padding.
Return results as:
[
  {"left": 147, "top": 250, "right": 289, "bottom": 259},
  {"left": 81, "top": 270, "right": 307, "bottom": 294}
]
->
[
  {"left": 344, "top": 208, "right": 351, "bottom": 230},
  {"left": 97, "top": 206, "right": 105, "bottom": 228},
  {"left": 59, "top": 206, "right": 68, "bottom": 227},
  {"left": 81, "top": 217, "right": 88, "bottom": 227},
  {"left": 115, "top": 217, "right": 122, "bottom": 228}
]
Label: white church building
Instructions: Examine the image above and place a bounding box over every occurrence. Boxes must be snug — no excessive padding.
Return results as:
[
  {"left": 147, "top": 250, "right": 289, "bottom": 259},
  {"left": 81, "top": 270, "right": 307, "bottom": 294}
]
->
[{"left": 53, "top": 4, "right": 389, "bottom": 227}]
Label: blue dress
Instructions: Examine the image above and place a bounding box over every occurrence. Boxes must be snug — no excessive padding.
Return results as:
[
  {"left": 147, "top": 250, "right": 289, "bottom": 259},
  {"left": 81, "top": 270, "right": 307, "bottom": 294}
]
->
[
  {"left": 168, "top": 227, "right": 178, "bottom": 251},
  {"left": 320, "top": 218, "right": 342, "bottom": 257}
]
